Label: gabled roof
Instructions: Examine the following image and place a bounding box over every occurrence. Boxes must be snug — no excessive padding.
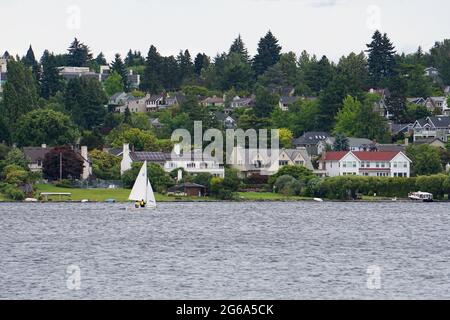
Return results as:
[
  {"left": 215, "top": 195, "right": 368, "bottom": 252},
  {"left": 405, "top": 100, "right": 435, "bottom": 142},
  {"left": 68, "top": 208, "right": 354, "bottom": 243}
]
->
[
  {"left": 428, "top": 116, "right": 450, "bottom": 128},
  {"left": 352, "top": 151, "right": 400, "bottom": 161},
  {"left": 321, "top": 151, "right": 407, "bottom": 162},
  {"left": 326, "top": 137, "right": 374, "bottom": 148},
  {"left": 202, "top": 96, "right": 224, "bottom": 104},
  {"left": 294, "top": 132, "right": 330, "bottom": 146}
]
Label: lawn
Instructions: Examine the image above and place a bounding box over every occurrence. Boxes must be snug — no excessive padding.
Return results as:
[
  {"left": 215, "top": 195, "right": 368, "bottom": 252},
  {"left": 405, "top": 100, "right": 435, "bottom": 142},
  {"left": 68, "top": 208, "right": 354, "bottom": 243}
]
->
[{"left": 34, "top": 184, "right": 214, "bottom": 202}]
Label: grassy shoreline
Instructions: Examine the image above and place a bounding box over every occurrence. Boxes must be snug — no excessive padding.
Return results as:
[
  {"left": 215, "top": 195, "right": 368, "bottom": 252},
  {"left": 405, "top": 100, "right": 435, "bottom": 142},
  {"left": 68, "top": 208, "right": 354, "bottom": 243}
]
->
[{"left": 0, "top": 184, "right": 423, "bottom": 203}]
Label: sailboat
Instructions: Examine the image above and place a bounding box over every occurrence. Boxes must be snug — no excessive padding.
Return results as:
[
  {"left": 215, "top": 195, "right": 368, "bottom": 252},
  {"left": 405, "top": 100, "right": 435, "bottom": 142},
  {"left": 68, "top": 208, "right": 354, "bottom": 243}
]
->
[{"left": 128, "top": 161, "right": 157, "bottom": 209}]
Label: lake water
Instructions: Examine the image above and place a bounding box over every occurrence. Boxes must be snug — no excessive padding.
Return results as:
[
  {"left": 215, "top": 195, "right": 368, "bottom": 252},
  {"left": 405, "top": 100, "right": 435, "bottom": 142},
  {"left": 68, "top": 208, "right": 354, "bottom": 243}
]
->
[{"left": 0, "top": 201, "right": 449, "bottom": 300}]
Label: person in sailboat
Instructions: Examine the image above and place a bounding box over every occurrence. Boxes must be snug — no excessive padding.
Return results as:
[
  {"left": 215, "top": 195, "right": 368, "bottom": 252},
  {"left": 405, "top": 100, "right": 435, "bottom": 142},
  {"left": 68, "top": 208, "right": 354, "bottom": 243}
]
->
[{"left": 140, "top": 199, "right": 146, "bottom": 208}]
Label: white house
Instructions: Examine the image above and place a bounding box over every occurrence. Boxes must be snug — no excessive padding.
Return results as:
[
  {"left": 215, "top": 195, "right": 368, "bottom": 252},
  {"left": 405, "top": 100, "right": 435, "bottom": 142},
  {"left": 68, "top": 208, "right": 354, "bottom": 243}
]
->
[
  {"left": 318, "top": 151, "right": 412, "bottom": 178},
  {"left": 230, "top": 147, "right": 313, "bottom": 177},
  {"left": 412, "top": 116, "right": 450, "bottom": 142},
  {"left": 120, "top": 144, "right": 225, "bottom": 178}
]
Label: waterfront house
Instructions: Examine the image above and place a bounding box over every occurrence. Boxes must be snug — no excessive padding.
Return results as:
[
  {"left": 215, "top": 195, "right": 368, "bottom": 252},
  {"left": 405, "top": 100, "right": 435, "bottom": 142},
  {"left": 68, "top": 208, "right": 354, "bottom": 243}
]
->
[
  {"left": 23, "top": 144, "right": 92, "bottom": 180},
  {"left": 230, "top": 147, "right": 313, "bottom": 178},
  {"left": 319, "top": 137, "right": 375, "bottom": 152},
  {"left": 412, "top": 116, "right": 450, "bottom": 142},
  {"left": 120, "top": 144, "right": 225, "bottom": 178},
  {"left": 293, "top": 132, "right": 330, "bottom": 156},
  {"left": 318, "top": 151, "right": 412, "bottom": 178}
]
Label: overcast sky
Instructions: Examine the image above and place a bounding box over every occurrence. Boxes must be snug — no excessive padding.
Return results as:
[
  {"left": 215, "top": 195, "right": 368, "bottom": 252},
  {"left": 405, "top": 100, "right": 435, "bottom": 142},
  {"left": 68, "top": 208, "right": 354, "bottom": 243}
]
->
[{"left": 1, "top": 0, "right": 449, "bottom": 63}]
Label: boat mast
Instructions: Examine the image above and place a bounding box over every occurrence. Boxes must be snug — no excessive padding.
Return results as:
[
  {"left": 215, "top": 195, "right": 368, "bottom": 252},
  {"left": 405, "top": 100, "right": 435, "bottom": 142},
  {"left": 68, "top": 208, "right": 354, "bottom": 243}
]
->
[{"left": 144, "top": 161, "right": 148, "bottom": 206}]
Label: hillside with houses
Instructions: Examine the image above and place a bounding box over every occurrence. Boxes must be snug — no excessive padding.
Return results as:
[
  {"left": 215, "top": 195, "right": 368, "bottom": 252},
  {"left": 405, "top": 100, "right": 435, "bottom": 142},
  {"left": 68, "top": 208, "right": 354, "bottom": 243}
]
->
[{"left": 1, "top": 31, "right": 450, "bottom": 201}]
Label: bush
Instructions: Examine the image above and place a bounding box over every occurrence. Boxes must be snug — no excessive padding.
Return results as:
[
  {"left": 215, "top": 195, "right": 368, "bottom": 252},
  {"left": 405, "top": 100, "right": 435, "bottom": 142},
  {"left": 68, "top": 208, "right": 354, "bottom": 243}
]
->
[
  {"left": 275, "top": 175, "right": 302, "bottom": 196},
  {"left": 209, "top": 177, "right": 236, "bottom": 200},
  {"left": 0, "top": 183, "right": 25, "bottom": 201},
  {"left": 54, "top": 179, "right": 73, "bottom": 188}
]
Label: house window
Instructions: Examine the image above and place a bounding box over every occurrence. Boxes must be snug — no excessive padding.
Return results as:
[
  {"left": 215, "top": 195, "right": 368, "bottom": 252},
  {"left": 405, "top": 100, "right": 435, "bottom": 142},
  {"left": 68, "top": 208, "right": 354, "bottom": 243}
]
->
[
  {"left": 187, "top": 163, "right": 196, "bottom": 168},
  {"left": 279, "top": 161, "right": 289, "bottom": 166},
  {"left": 376, "top": 162, "right": 380, "bottom": 168},
  {"left": 295, "top": 161, "right": 304, "bottom": 166}
]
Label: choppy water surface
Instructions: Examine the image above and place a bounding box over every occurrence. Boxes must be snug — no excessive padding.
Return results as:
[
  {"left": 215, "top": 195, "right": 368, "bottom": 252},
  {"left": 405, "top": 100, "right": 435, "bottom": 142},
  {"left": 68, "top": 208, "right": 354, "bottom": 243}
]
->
[{"left": 0, "top": 202, "right": 449, "bottom": 300}]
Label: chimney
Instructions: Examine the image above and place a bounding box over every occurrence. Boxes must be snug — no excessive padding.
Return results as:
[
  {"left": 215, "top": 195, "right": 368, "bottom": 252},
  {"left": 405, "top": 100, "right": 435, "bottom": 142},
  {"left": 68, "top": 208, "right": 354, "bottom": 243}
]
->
[
  {"left": 121, "top": 143, "right": 133, "bottom": 175},
  {"left": 81, "top": 146, "right": 88, "bottom": 160},
  {"left": 404, "top": 138, "right": 409, "bottom": 146},
  {"left": 41, "top": 144, "right": 47, "bottom": 149}
]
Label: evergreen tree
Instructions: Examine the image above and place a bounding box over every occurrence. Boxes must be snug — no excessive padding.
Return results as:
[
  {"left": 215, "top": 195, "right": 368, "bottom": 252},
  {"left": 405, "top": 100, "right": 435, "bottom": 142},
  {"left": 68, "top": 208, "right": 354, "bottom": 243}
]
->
[
  {"left": 40, "top": 50, "right": 65, "bottom": 99},
  {"left": 95, "top": 52, "right": 107, "bottom": 66},
  {"left": 2, "top": 60, "right": 39, "bottom": 132},
  {"left": 254, "top": 86, "right": 279, "bottom": 118},
  {"left": 64, "top": 78, "right": 108, "bottom": 129},
  {"left": 305, "top": 55, "right": 335, "bottom": 93},
  {"left": 67, "top": 38, "right": 93, "bottom": 67},
  {"left": 110, "top": 53, "right": 129, "bottom": 90},
  {"left": 220, "top": 53, "right": 254, "bottom": 91},
  {"left": 385, "top": 72, "right": 408, "bottom": 123},
  {"left": 141, "top": 45, "right": 163, "bottom": 93},
  {"left": 160, "top": 56, "right": 181, "bottom": 90},
  {"left": 23, "top": 45, "right": 39, "bottom": 80},
  {"left": 252, "top": 31, "right": 282, "bottom": 77},
  {"left": 366, "top": 31, "right": 397, "bottom": 87},
  {"left": 229, "top": 35, "right": 250, "bottom": 62},
  {"left": 429, "top": 39, "right": 450, "bottom": 84},
  {"left": 125, "top": 50, "right": 145, "bottom": 67},
  {"left": 178, "top": 49, "right": 194, "bottom": 83},
  {"left": 123, "top": 107, "right": 132, "bottom": 125},
  {"left": 194, "top": 53, "right": 210, "bottom": 75},
  {"left": 333, "top": 133, "right": 350, "bottom": 151}
]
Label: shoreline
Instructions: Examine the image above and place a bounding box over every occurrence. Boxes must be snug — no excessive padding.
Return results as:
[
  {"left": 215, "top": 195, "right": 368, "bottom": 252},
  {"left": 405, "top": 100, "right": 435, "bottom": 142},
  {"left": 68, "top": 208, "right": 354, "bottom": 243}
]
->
[{"left": 1, "top": 198, "right": 446, "bottom": 204}]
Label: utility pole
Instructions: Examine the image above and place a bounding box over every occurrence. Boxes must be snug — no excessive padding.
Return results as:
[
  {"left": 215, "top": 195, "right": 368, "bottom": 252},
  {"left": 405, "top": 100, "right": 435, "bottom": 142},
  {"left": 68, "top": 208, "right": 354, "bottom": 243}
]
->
[{"left": 59, "top": 152, "right": 63, "bottom": 181}]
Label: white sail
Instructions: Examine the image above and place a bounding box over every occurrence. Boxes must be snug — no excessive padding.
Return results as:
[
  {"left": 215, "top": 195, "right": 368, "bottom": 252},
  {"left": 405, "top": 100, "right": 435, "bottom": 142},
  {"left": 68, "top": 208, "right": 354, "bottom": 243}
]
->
[{"left": 128, "top": 161, "right": 157, "bottom": 208}]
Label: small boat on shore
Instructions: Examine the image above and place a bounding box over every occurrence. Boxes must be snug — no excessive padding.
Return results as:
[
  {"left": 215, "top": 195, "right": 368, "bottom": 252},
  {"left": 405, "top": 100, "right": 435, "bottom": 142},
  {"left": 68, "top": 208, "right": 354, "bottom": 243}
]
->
[
  {"left": 408, "top": 192, "right": 433, "bottom": 202},
  {"left": 314, "top": 198, "right": 324, "bottom": 202}
]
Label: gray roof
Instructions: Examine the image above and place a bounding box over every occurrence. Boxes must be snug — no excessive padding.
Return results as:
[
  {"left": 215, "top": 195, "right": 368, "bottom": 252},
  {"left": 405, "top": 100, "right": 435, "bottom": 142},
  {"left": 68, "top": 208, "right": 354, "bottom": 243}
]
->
[
  {"left": 327, "top": 137, "right": 374, "bottom": 148},
  {"left": 413, "top": 137, "right": 446, "bottom": 146},
  {"left": 294, "top": 132, "right": 330, "bottom": 146},
  {"left": 130, "top": 152, "right": 170, "bottom": 162},
  {"left": 23, "top": 147, "right": 50, "bottom": 163},
  {"left": 376, "top": 144, "right": 406, "bottom": 152},
  {"left": 428, "top": 116, "right": 450, "bottom": 128},
  {"left": 280, "top": 96, "right": 299, "bottom": 105}
]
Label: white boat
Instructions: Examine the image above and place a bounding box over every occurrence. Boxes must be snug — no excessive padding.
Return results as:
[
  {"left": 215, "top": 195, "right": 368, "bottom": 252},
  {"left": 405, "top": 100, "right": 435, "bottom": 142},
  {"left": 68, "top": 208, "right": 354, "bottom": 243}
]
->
[
  {"left": 314, "top": 198, "right": 324, "bottom": 202},
  {"left": 408, "top": 192, "right": 433, "bottom": 202},
  {"left": 129, "top": 161, "right": 157, "bottom": 209},
  {"left": 24, "top": 198, "right": 38, "bottom": 202}
]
